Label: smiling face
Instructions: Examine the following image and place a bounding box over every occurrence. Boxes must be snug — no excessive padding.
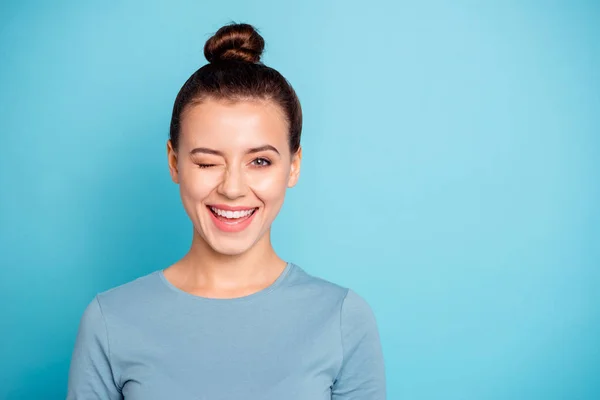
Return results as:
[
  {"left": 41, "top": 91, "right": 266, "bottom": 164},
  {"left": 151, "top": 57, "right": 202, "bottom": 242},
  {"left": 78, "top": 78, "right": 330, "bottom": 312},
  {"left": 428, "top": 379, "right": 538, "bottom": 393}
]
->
[{"left": 167, "top": 98, "right": 301, "bottom": 256}]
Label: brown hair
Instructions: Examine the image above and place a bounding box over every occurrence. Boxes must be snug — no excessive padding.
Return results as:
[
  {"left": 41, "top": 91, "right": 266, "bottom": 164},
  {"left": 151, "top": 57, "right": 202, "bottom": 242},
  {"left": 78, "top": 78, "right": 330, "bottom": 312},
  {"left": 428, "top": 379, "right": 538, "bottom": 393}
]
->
[{"left": 169, "top": 22, "right": 302, "bottom": 155}]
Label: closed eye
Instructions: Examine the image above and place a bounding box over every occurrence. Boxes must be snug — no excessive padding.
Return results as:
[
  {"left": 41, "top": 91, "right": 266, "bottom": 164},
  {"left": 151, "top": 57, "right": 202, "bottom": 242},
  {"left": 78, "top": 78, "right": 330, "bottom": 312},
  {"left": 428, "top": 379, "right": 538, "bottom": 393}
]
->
[{"left": 196, "top": 164, "right": 216, "bottom": 169}]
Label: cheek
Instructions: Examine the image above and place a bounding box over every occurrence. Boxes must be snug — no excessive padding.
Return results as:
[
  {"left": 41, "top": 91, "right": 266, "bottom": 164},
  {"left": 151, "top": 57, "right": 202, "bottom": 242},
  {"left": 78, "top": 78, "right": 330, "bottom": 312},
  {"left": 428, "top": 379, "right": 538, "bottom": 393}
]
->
[
  {"left": 248, "top": 168, "right": 289, "bottom": 203},
  {"left": 179, "top": 168, "right": 221, "bottom": 200}
]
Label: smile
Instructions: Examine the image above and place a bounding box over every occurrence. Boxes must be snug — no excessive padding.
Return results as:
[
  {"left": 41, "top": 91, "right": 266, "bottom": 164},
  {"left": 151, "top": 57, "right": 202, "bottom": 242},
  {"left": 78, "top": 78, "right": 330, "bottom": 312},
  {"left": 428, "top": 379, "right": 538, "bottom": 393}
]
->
[
  {"left": 210, "top": 206, "right": 257, "bottom": 219},
  {"left": 206, "top": 205, "right": 259, "bottom": 232}
]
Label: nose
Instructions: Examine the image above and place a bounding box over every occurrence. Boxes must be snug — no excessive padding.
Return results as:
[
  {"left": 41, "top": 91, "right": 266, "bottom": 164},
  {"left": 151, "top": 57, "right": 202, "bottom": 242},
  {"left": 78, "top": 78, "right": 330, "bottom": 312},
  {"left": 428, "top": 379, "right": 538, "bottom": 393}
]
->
[{"left": 217, "top": 164, "right": 248, "bottom": 199}]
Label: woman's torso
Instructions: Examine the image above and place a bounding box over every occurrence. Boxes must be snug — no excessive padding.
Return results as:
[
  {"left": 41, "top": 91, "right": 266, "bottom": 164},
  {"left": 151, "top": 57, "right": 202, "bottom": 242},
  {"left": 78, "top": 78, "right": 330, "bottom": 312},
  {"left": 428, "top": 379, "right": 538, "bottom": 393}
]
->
[{"left": 97, "top": 263, "right": 346, "bottom": 400}]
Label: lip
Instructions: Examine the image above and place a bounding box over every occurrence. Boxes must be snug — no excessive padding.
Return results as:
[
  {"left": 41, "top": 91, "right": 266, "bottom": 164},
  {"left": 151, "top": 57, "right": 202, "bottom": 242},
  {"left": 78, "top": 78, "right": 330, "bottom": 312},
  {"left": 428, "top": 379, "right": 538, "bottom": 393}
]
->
[{"left": 206, "top": 205, "right": 259, "bottom": 233}]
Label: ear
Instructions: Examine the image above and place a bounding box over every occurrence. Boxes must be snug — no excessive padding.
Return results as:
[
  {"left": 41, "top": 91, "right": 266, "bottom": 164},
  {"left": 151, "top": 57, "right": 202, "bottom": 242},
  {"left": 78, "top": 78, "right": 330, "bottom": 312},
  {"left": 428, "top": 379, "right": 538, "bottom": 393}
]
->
[
  {"left": 287, "top": 146, "right": 302, "bottom": 188},
  {"left": 167, "top": 140, "right": 180, "bottom": 184}
]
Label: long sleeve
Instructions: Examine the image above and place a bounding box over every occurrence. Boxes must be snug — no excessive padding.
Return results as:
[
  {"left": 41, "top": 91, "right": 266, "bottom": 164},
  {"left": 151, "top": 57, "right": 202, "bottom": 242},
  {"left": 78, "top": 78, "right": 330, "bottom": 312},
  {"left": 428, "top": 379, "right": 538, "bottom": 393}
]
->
[
  {"left": 332, "top": 289, "right": 386, "bottom": 400},
  {"left": 66, "top": 296, "right": 122, "bottom": 400}
]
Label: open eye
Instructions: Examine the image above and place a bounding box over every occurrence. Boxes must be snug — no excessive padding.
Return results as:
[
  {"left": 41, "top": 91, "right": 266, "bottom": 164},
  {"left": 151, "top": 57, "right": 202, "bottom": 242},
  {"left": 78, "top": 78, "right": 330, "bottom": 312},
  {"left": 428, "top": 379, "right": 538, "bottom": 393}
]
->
[{"left": 251, "top": 157, "right": 271, "bottom": 167}]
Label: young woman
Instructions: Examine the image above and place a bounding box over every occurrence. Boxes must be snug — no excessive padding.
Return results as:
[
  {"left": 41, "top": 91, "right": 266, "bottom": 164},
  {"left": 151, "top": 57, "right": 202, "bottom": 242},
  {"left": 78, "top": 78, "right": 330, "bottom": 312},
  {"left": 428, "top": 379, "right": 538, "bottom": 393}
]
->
[{"left": 67, "top": 22, "right": 386, "bottom": 400}]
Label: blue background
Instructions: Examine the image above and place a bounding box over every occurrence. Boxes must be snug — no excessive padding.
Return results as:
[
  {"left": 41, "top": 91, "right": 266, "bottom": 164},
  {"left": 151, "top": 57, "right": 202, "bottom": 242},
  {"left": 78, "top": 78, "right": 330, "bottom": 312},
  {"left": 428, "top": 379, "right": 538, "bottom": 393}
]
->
[{"left": 1, "top": 1, "right": 599, "bottom": 399}]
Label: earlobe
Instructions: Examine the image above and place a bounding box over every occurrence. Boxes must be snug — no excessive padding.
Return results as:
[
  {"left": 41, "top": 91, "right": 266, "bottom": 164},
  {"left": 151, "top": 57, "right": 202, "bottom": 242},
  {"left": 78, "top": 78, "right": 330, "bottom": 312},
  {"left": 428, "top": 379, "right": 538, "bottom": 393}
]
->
[{"left": 167, "top": 140, "right": 179, "bottom": 184}]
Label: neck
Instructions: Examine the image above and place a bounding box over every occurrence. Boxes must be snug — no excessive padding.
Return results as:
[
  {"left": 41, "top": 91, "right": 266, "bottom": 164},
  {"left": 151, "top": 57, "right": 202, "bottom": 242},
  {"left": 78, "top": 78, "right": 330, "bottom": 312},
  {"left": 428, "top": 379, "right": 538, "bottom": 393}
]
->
[{"left": 175, "top": 227, "right": 286, "bottom": 291}]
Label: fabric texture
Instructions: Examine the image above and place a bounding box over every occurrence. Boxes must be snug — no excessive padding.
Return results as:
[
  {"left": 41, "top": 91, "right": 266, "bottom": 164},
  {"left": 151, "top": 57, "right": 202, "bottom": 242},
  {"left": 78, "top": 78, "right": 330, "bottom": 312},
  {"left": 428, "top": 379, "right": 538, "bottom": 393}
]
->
[{"left": 66, "top": 262, "right": 386, "bottom": 399}]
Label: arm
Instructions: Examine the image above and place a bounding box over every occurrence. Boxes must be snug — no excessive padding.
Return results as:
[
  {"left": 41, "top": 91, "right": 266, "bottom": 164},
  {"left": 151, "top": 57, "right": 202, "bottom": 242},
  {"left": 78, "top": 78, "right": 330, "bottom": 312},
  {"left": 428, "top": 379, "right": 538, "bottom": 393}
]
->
[
  {"left": 66, "top": 296, "right": 122, "bottom": 400},
  {"left": 332, "top": 289, "right": 386, "bottom": 400}
]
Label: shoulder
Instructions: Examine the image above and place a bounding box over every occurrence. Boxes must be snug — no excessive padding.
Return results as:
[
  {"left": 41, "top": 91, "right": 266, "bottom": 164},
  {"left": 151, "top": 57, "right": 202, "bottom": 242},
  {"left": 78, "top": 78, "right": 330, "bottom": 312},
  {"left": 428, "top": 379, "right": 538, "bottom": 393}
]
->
[
  {"left": 93, "top": 270, "right": 163, "bottom": 315},
  {"left": 340, "top": 289, "right": 379, "bottom": 333},
  {"left": 286, "top": 263, "right": 377, "bottom": 321},
  {"left": 288, "top": 264, "right": 383, "bottom": 373},
  {"left": 286, "top": 262, "right": 349, "bottom": 301}
]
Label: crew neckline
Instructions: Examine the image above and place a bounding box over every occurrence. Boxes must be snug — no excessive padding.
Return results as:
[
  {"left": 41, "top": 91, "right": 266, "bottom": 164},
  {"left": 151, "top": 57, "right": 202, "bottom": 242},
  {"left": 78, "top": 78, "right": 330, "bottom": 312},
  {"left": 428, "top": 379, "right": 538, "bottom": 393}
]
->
[{"left": 157, "top": 261, "right": 295, "bottom": 303}]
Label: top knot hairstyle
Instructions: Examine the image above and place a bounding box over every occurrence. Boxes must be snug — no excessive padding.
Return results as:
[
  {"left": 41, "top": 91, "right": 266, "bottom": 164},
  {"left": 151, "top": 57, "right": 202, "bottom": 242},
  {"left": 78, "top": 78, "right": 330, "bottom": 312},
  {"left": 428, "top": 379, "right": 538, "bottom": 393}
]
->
[{"left": 169, "top": 23, "right": 303, "bottom": 155}]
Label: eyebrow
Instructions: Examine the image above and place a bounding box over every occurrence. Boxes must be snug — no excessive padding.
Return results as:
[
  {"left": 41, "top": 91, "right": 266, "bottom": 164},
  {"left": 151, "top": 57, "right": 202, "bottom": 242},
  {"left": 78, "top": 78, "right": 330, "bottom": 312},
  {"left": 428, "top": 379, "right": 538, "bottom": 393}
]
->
[{"left": 190, "top": 145, "right": 280, "bottom": 156}]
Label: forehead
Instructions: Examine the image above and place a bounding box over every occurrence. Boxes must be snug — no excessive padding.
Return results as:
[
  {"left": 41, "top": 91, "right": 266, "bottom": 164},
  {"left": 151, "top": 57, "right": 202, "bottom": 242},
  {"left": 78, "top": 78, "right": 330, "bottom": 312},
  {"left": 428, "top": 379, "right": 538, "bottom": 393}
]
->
[{"left": 179, "top": 98, "right": 289, "bottom": 149}]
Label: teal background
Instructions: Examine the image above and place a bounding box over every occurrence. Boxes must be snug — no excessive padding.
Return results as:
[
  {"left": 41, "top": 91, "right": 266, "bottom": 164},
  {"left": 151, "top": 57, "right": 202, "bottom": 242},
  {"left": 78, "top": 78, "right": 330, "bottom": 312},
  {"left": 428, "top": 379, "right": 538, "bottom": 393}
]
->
[{"left": 1, "top": 0, "right": 599, "bottom": 399}]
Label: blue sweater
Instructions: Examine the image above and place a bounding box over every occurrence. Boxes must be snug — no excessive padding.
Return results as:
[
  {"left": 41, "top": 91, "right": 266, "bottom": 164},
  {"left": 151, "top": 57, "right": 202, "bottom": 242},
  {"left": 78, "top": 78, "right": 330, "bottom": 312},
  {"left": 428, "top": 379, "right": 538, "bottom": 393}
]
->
[{"left": 67, "top": 262, "right": 386, "bottom": 399}]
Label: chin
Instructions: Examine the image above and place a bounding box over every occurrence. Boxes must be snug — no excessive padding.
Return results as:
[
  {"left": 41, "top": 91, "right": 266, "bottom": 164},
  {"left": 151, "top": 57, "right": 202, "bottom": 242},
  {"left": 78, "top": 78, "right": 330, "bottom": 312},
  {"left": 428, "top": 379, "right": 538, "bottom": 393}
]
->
[
  {"left": 195, "top": 223, "right": 262, "bottom": 256},
  {"left": 208, "top": 241, "right": 253, "bottom": 256},
  {"left": 202, "top": 225, "right": 271, "bottom": 257}
]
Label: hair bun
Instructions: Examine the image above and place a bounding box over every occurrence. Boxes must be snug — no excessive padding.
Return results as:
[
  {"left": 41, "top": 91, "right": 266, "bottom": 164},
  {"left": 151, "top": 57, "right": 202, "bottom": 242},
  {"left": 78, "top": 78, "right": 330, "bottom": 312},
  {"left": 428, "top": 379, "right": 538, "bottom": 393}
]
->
[{"left": 204, "top": 23, "right": 265, "bottom": 64}]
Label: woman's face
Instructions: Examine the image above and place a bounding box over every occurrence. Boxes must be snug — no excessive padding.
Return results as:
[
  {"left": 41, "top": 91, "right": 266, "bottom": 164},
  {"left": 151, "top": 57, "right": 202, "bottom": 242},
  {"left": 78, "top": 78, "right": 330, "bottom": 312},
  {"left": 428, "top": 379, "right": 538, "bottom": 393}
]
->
[{"left": 167, "top": 98, "right": 301, "bottom": 256}]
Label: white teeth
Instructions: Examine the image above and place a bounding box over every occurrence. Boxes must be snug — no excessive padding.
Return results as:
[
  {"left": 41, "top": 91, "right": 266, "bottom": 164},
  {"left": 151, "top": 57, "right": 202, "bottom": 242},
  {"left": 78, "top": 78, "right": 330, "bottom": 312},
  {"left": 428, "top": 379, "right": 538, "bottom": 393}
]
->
[{"left": 210, "top": 207, "right": 256, "bottom": 219}]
